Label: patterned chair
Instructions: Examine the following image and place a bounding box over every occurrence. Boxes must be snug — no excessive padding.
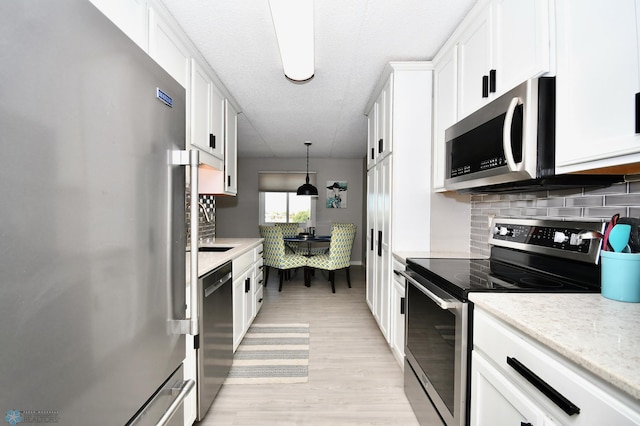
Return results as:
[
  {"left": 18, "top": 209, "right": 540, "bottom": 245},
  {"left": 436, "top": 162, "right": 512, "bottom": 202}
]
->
[
  {"left": 259, "top": 225, "right": 308, "bottom": 291},
  {"left": 275, "top": 222, "right": 301, "bottom": 254},
  {"left": 305, "top": 223, "right": 356, "bottom": 293}
]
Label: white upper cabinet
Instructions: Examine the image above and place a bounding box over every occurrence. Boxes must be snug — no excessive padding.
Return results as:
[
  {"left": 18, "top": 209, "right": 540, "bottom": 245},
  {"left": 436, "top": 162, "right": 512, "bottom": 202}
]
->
[
  {"left": 366, "top": 79, "right": 392, "bottom": 168},
  {"left": 493, "top": 0, "right": 552, "bottom": 97},
  {"left": 554, "top": 0, "right": 640, "bottom": 173},
  {"left": 148, "top": 7, "right": 190, "bottom": 88},
  {"left": 89, "top": 0, "right": 148, "bottom": 51},
  {"left": 456, "top": 0, "right": 552, "bottom": 119},
  {"left": 432, "top": 47, "right": 458, "bottom": 192},
  {"left": 224, "top": 100, "right": 239, "bottom": 195},
  {"left": 190, "top": 59, "right": 224, "bottom": 167},
  {"left": 457, "top": 4, "right": 494, "bottom": 119}
]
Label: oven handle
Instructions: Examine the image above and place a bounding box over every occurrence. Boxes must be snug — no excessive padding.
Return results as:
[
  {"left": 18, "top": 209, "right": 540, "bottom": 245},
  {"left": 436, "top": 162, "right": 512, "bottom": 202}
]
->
[{"left": 397, "top": 270, "right": 458, "bottom": 310}]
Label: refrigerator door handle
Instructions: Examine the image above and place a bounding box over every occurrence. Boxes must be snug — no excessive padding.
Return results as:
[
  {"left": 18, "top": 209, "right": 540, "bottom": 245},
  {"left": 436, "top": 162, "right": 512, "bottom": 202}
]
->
[
  {"left": 156, "top": 379, "right": 195, "bottom": 426},
  {"left": 168, "top": 149, "right": 200, "bottom": 336},
  {"left": 128, "top": 378, "right": 195, "bottom": 426}
]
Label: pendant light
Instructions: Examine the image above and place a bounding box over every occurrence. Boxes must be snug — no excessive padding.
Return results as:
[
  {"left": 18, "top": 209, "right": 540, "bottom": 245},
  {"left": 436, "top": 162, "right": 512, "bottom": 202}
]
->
[{"left": 297, "top": 142, "right": 318, "bottom": 196}]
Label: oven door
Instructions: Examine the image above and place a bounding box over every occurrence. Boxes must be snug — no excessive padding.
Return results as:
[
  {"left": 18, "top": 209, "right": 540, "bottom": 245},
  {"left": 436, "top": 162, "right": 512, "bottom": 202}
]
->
[{"left": 400, "top": 270, "right": 469, "bottom": 426}]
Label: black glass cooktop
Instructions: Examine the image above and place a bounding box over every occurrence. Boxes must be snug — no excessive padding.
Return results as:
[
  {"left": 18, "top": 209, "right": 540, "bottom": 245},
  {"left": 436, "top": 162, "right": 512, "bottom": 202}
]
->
[{"left": 406, "top": 256, "right": 600, "bottom": 301}]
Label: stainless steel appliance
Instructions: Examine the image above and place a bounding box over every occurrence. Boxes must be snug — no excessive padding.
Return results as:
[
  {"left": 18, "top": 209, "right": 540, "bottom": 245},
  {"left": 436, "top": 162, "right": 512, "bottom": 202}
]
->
[
  {"left": 196, "top": 261, "right": 233, "bottom": 420},
  {"left": 0, "top": 1, "right": 195, "bottom": 424},
  {"left": 399, "top": 218, "right": 606, "bottom": 426},
  {"left": 444, "top": 77, "right": 621, "bottom": 193}
]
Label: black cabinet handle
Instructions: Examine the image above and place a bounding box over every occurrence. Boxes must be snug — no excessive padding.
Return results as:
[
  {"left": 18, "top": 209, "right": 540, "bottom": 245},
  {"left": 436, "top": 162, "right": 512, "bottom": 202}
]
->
[
  {"left": 245, "top": 277, "right": 250, "bottom": 293},
  {"left": 482, "top": 75, "right": 489, "bottom": 98},
  {"left": 489, "top": 69, "right": 496, "bottom": 93},
  {"left": 258, "top": 298, "right": 263, "bottom": 303},
  {"left": 209, "top": 133, "right": 216, "bottom": 149},
  {"left": 377, "top": 230, "right": 382, "bottom": 257},
  {"left": 371, "top": 147, "right": 375, "bottom": 160},
  {"left": 227, "top": 175, "right": 231, "bottom": 187},
  {"left": 636, "top": 92, "right": 640, "bottom": 133},
  {"left": 507, "top": 356, "right": 580, "bottom": 416},
  {"left": 370, "top": 228, "right": 374, "bottom": 251},
  {"left": 400, "top": 297, "right": 405, "bottom": 315},
  {"left": 521, "top": 423, "right": 533, "bottom": 426},
  {"left": 378, "top": 138, "right": 383, "bottom": 153}
]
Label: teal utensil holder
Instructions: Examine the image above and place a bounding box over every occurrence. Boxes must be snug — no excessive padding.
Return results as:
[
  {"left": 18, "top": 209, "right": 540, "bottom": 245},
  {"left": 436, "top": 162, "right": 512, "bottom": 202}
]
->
[{"left": 600, "top": 251, "right": 640, "bottom": 303}]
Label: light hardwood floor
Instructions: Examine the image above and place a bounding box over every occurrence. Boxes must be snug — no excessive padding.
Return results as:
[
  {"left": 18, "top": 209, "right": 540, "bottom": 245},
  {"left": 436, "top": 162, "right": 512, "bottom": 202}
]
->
[{"left": 198, "top": 265, "right": 420, "bottom": 425}]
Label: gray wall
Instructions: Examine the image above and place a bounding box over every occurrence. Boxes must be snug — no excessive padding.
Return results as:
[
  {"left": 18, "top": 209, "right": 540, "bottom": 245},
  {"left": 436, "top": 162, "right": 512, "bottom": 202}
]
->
[{"left": 215, "top": 157, "right": 365, "bottom": 264}]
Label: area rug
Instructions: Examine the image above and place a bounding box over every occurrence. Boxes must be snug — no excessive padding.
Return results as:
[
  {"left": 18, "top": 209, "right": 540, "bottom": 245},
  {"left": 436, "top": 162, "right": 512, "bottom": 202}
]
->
[{"left": 225, "top": 323, "right": 310, "bottom": 384}]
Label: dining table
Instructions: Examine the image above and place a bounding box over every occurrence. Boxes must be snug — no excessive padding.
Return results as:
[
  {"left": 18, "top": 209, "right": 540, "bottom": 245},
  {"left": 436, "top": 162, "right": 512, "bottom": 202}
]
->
[{"left": 283, "top": 234, "right": 331, "bottom": 256}]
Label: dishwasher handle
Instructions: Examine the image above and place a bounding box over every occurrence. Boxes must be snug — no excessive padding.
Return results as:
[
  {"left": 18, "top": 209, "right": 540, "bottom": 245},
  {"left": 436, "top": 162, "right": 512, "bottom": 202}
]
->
[{"left": 204, "top": 271, "right": 232, "bottom": 297}]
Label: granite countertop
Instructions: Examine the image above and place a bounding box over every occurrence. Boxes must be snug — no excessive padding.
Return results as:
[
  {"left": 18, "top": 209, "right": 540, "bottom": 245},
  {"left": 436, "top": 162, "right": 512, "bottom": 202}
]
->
[
  {"left": 185, "top": 237, "right": 263, "bottom": 283},
  {"left": 469, "top": 293, "right": 640, "bottom": 401}
]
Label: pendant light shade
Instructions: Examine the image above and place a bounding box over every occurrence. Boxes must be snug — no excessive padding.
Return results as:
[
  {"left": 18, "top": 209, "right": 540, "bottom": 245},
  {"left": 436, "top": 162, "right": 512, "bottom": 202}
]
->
[{"left": 297, "top": 142, "right": 318, "bottom": 196}]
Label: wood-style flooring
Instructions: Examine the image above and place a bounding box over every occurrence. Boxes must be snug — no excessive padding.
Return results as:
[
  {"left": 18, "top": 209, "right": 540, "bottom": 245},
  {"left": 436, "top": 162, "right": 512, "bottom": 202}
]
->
[{"left": 198, "top": 266, "right": 420, "bottom": 425}]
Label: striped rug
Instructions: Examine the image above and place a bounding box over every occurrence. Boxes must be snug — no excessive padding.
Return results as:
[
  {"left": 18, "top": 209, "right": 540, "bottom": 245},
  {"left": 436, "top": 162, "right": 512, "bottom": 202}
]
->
[{"left": 225, "top": 323, "right": 309, "bottom": 384}]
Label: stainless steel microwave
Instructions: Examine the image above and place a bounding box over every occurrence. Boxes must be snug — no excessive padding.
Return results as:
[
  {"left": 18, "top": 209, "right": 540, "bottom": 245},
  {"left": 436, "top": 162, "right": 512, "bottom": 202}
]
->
[{"left": 444, "top": 77, "right": 556, "bottom": 192}]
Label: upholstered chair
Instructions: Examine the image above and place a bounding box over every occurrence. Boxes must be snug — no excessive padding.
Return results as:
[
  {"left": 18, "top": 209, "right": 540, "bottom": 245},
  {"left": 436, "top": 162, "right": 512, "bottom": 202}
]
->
[
  {"left": 305, "top": 223, "right": 356, "bottom": 293},
  {"left": 259, "top": 225, "right": 308, "bottom": 291},
  {"left": 275, "top": 222, "right": 301, "bottom": 254}
]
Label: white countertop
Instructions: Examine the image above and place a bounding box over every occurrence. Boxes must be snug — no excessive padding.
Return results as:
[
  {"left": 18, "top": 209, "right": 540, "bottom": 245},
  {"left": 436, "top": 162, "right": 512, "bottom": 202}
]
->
[
  {"left": 185, "top": 237, "right": 263, "bottom": 282},
  {"left": 469, "top": 292, "right": 640, "bottom": 401}
]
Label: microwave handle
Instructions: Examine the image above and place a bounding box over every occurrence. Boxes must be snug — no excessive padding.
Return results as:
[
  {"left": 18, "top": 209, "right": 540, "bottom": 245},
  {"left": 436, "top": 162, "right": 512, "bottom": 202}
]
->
[{"left": 503, "top": 97, "right": 524, "bottom": 172}]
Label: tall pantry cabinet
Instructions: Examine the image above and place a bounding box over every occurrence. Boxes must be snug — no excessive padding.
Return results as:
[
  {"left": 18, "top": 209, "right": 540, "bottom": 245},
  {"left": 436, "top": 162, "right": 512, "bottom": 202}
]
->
[{"left": 365, "top": 62, "right": 433, "bottom": 354}]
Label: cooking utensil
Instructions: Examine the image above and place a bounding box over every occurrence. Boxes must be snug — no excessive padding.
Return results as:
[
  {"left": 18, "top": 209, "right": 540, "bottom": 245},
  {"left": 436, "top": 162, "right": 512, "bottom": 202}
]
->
[
  {"left": 617, "top": 217, "right": 640, "bottom": 253},
  {"left": 608, "top": 224, "right": 632, "bottom": 253},
  {"left": 602, "top": 213, "right": 620, "bottom": 251}
]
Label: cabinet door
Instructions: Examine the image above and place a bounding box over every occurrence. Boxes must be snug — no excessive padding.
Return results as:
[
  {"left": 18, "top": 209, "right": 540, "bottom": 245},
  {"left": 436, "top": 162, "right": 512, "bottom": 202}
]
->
[
  {"left": 471, "top": 351, "right": 552, "bottom": 426},
  {"left": 457, "top": 4, "right": 494, "bottom": 119},
  {"left": 432, "top": 48, "right": 458, "bottom": 191},
  {"left": 366, "top": 104, "right": 377, "bottom": 169},
  {"left": 148, "top": 8, "right": 189, "bottom": 88},
  {"left": 494, "top": 0, "right": 551, "bottom": 96},
  {"left": 366, "top": 168, "right": 377, "bottom": 312},
  {"left": 210, "top": 84, "right": 225, "bottom": 161},
  {"left": 390, "top": 264, "right": 406, "bottom": 368},
  {"left": 224, "top": 100, "right": 238, "bottom": 195},
  {"left": 243, "top": 274, "right": 253, "bottom": 330},
  {"left": 375, "top": 156, "right": 392, "bottom": 341},
  {"left": 555, "top": 0, "right": 640, "bottom": 173},
  {"left": 190, "top": 59, "right": 213, "bottom": 153},
  {"left": 232, "top": 270, "right": 247, "bottom": 351},
  {"left": 380, "top": 78, "right": 393, "bottom": 158},
  {"left": 89, "top": 0, "right": 148, "bottom": 51}
]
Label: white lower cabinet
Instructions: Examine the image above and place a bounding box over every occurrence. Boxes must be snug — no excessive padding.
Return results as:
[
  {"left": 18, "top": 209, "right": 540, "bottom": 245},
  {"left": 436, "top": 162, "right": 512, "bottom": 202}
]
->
[
  {"left": 471, "top": 308, "right": 640, "bottom": 426},
  {"left": 390, "top": 259, "right": 406, "bottom": 369},
  {"left": 232, "top": 244, "right": 263, "bottom": 351}
]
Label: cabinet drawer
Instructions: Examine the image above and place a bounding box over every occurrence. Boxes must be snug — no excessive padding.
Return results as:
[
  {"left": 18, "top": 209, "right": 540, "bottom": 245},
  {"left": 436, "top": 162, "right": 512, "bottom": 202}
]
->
[
  {"left": 232, "top": 250, "right": 253, "bottom": 276},
  {"left": 255, "top": 285, "right": 264, "bottom": 314},
  {"left": 473, "top": 309, "right": 640, "bottom": 425}
]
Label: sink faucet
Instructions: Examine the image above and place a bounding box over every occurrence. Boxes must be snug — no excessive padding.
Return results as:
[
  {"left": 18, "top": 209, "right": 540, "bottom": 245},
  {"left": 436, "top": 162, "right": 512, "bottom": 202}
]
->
[{"left": 187, "top": 202, "right": 212, "bottom": 223}]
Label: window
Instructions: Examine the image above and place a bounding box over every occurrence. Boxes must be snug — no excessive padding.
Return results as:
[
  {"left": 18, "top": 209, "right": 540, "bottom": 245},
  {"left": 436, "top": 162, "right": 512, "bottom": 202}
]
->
[{"left": 260, "top": 192, "right": 315, "bottom": 225}]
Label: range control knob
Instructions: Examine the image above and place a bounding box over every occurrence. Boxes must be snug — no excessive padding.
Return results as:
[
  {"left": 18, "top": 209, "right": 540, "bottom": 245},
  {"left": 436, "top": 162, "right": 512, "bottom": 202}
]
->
[{"left": 553, "top": 231, "right": 569, "bottom": 243}]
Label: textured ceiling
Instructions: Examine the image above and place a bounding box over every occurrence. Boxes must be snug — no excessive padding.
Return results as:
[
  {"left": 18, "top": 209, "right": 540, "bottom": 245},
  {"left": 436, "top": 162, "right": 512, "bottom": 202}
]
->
[{"left": 159, "top": 0, "right": 476, "bottom": 159}]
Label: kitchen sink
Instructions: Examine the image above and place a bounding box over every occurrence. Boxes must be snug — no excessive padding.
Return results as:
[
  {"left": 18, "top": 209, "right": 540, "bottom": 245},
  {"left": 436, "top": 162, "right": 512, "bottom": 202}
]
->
[{"left": 198, "top": 246, "right": 233, "bottom": 252}]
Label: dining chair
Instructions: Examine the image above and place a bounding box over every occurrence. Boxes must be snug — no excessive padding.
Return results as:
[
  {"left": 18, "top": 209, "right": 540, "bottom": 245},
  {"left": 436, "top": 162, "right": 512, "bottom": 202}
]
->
[
  {"left": 275, "top": 222, "right": 301, "bottom": 254},
  {"left": 305, "top": 223, "right": 356, "bottom": 293},
  {"left": 259, "top": 225, "right": 308, "bottom": 291}
]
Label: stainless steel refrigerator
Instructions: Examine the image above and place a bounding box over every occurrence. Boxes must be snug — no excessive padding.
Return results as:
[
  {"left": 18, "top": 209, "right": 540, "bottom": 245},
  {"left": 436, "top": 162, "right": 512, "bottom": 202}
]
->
[{"left": 0, "top": 1, "right": 193, "bottom": 424}]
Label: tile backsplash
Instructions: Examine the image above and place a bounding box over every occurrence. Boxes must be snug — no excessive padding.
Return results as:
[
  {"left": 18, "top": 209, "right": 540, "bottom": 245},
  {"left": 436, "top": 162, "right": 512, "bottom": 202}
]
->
[
  {"left": 185, "top": 191, "right": 215, "bottom": 245},
  {"left": 470, "top": 181, "right": 640, "bottom": 256}
]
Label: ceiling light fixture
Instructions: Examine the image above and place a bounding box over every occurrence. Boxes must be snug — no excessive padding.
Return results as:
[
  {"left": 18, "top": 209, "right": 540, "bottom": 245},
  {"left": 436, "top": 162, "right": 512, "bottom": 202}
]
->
[
  {"left": 297, "top": 142, "right": 318, "bottom": 196},
  {"left": 268, "top": 0, "right": 314, "bottom": 83}
]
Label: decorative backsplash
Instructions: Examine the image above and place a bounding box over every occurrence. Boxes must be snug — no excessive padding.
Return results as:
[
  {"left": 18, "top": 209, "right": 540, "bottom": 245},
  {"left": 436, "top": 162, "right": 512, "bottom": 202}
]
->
[
  {"left": 185, "top": 191, "right": 216, "bottom": 245},
  {"left": 470, "top": 181, "right": 640, "bottom": 257}
]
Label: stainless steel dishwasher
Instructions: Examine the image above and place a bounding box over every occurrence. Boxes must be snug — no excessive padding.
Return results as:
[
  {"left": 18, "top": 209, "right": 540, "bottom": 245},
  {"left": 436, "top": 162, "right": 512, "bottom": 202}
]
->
[{"left": 196, "top": 260, "right": 233, "bottom": 421}]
